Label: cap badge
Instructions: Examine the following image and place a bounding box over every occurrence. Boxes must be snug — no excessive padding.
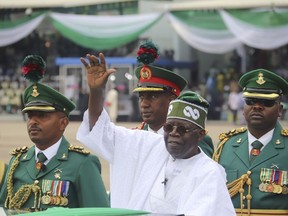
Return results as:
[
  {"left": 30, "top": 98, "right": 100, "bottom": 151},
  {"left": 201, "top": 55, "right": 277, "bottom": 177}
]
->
[
  {"left": 256, "top": 73, "right": 266, "bottom": 85},
  {"left": 140, "top": 66, "right": 152, "bottom": 80},
  {"left": 31, "top": 84, "right": 39, "bottom": 97}
]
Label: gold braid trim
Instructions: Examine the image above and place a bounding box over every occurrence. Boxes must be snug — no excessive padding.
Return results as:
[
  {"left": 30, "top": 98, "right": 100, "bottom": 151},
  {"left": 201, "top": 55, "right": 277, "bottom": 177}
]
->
[
  {"left": 5, "top": 147, "right": 41, "bottom": 210},
  {"left": 212, "top": 127, "right": 247, "bottom": 162},
  {"left": 68, "top": 145, "right": 90, "bottom": 155},
  {"left": 0, "top": 161, "right": 6, "bottom": 186},
  {"left": 227, "top": 171, "right": 252, "bottom": 216}
]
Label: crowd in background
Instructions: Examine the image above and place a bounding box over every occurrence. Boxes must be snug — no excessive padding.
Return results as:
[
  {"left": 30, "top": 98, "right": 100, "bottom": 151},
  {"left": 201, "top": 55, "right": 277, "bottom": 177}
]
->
[{"left": 1, "top": 31, "right": 288, "bottom": 121}]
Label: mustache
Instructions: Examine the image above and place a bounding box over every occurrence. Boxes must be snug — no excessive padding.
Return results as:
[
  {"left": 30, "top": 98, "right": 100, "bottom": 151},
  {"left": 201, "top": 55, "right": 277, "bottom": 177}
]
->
[{"left": 28, "top": 125, "right": 41, "bottom": 132}]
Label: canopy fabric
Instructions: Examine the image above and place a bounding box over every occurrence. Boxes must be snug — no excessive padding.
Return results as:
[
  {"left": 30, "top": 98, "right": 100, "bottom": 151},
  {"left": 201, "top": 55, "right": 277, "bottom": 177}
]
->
[
  {"left": 0, "top": 13, "right": 45, "bottom": 47},
  {"left": 50, "top": 12, "right": 163, "bottom": 50},
  {"left": 220, "top": 9, "right": 288, "bottom": 49},
  {"left": 2, "top": 9, "right": 288, "bottom": 53},
  {"left": 168, "top": 8, "right": 288, "bottom": 53},
  {"left": 167, "top": 13, "right": 242, "bottom": 54}
]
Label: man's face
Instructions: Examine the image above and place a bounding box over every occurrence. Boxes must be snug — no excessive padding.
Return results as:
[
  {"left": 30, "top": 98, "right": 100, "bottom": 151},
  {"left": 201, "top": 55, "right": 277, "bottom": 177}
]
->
[
  {"left": 163, "top": 118, "right": 205, "bottom": 159},
  {"left": 243, "top": 97, "right": 283, "bottom": 132},
  {"left": 26, "top": 111, "right": 68, "bottom": 150},
  {"left": 138, "top": 91, "right": 175, "bottom": 130}
]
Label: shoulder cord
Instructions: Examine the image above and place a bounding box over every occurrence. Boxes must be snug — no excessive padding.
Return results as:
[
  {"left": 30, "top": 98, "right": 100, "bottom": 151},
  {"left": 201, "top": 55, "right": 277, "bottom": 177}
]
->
[{"left": 5, "top": 153, "right": 41, "bottom": 210}]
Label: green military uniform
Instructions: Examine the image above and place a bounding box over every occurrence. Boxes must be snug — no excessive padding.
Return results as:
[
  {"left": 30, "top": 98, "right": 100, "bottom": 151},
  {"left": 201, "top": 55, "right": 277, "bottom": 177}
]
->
[
  {"left": 0, "top": 55, "right": 109, "bottom": 212},
  {"left": 214, "top": 69, "right": 288, "bottom": 216},
  {"left": 0, "top": 138, "right": 109, "bottom": 210}
]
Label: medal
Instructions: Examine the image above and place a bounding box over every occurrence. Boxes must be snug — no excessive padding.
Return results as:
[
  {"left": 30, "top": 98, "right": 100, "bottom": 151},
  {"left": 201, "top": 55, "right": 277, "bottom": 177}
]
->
[
  {"left": 41, "top": 195, "right": 51, "bottom": 205},
  {"left": 272, "top": 184, "right": 279, "bottom": 193},
  {"left": 276, "top": 185, "right": 282, "bottom": 194},
  {"left": 258, "top": 182, "right": 266, "bottom": 192},
  {"left": 266, "top": 184, "right": 274, "bottom": 192},
  {"left": 282, "top": 186, "right": 288, "bottom": 194},
  {"left": 55, "top": 196, "right": 61, "bottom": 205}
]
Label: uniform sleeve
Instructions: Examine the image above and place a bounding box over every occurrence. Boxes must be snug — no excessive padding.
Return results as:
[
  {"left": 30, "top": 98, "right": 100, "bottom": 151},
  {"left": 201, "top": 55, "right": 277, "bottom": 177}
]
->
[{"left": 75, "top": 154, "right": 110, "bottom": 207}]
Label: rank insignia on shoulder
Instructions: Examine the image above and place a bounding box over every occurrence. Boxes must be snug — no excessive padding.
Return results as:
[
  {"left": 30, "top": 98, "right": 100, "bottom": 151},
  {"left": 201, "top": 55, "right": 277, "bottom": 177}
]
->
[
  {"left": 68, "top": 145, "right": 90, "bottom": 155},
  {"left": 219, "top": 127, "right": 247, "bottom": 141},
  {"left": 281, "top": 129, "right": 288, "bottom": 136},
  {"left": 10, "top": 146, "right": 29, "bottom": 156}
]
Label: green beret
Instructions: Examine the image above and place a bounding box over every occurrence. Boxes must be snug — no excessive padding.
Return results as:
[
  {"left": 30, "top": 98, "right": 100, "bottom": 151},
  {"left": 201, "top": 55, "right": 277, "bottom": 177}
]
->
[
  {"left": 22, "top": 83, "right": 76, "bottom": 116},
  {"left": 167, "top": 91, "right": 209, "bottom": 129},
  {"left": 21, "top": 54, "right": 75, "bottom": 116},
  {"left": 239, "top": 69, "right": 288, "bottom": 100},
  {"left": 133, "top": 65, "right": 187, "bottom": 96}
]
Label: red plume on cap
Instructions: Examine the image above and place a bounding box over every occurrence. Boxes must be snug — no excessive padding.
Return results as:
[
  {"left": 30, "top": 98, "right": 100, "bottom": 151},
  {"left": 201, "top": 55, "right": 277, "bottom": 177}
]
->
[
  {"left": 21, "top": 55, "right": 46, "bottom": 83},
  {"left": 136, "top": 40, "right": 159, "bottom": 65}
]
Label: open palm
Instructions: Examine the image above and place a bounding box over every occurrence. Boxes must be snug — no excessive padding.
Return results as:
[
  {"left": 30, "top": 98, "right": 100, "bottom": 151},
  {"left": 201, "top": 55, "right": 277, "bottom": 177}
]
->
[{"left": 80, "top": 53, "right": 115, "bottom": 89}]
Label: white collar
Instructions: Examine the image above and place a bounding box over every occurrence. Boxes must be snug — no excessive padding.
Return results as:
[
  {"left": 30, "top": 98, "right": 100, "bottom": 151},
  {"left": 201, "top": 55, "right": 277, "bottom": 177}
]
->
[
  {"left": 248, "top": 128, "right": 274, "bottom": 148},
  {"left": 35, "top": 137, "right": 62, "bottom": 164},
  {"left": 147, "top": 125, "right": 164, "bottom": 135}
]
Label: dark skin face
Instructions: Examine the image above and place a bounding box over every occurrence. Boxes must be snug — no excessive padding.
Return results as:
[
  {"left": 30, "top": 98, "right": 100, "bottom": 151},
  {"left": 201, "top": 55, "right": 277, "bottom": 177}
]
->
[
  {"left": 243, "top": 98, "right": 283, "bottom": 138},
  {"left": 164, "top": 118, "right": 206, "bottom": 159},
  {"left": 26, "top": 111, "right": 69, "bottom": 150},
  {"left": 138, "top": 91, "right": 176, "bottom": 131}
]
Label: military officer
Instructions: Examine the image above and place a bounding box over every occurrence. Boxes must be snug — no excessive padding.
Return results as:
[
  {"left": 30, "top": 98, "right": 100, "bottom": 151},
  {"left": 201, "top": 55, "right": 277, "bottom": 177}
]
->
[
  {"left": 132, "top": 40, "right": 214, "bottom": 157},
  {"left": 0, "top": 55, "right": 109, "bottom": 212},
  {"left": 213, "top": 69, "right": 288, "bottom": 215}
]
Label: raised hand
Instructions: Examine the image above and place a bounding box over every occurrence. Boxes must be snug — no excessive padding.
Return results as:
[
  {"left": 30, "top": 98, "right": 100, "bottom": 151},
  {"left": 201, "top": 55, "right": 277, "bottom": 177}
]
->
[{"left": 80, "top": 53, "right": 116, "bottom": 89}]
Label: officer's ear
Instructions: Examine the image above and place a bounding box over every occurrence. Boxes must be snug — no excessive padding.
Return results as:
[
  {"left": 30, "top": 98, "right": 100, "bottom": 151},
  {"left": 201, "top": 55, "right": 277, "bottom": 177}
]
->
[{"left": 169, "top": 94, "right": 177, "bottom": 102}]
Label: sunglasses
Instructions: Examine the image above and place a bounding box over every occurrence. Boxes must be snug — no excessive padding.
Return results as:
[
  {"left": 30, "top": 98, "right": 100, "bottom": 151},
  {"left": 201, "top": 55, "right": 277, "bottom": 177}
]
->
[
  {"left": 244, "top": 98, "right": 277, "bottom": 107},
  {"left": 163, "top": 123, "right": 199, "bottom": 136}
]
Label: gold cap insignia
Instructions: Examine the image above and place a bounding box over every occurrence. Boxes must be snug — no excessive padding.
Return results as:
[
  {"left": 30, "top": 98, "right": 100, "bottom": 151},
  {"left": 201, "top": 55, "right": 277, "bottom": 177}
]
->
[
  {"left": 31, "top": 84, "right": 40, "bottom": 97},
  {"left": 140, "top": 66, "right": 152, "bottom": 80},
  {"left": 256, "top": 73, "right": 266, "bottom": 85}
]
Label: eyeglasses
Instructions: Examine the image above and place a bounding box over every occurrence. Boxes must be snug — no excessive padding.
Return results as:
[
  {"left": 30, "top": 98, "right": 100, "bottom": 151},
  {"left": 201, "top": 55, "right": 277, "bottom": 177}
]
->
[
  {"left": 244, "top": 98, "right": 277, "bottom": 107},
  {"left": 163, "top": 123, "right": 199, "bottom": 136}
]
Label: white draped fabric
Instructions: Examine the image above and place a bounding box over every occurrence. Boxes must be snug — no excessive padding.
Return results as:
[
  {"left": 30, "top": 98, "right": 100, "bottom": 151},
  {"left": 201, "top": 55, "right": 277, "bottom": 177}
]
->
[
  {"left": 50, "top": 12, "right": 162, "bottom": 38},
  {"left": 220, "top": 10, "right": 288, "bottom": 50},
  {"left": 167, "top": 13, "right": 242, "bottom": 54},
  {"left": 0, "top": 14, "right": 45, "bottom": 47},
  {"left": 1, "top": 10, "right": 288, "bottom": 53}
]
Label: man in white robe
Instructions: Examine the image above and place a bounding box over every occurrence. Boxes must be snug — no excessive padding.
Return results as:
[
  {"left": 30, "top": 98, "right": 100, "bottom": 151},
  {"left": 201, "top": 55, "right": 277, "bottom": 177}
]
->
[{"left": 77, "top": 51, "right": 236, "bottom": 216}]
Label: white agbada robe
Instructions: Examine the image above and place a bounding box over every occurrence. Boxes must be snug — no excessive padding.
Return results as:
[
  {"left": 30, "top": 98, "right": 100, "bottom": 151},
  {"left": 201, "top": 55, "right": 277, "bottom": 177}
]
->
[{"left": 77, "top": 110, "right": 236, "bottom": 216}]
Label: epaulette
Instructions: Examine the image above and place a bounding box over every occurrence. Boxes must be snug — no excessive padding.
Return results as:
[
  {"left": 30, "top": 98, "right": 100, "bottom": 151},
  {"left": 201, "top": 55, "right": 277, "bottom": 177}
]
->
[
  {"left": 219, "top": 127, "right": 247, "bottom": 141},
  {"left": 281, "top": 129, "right": 288, "bottom": 136},
  {"left": 10, "top": 146, "right": 29, "bottom": 156},
  {"left": 213, "top": 127, "right": 247, "bottom": 163},
  {"left": 68, "top": 145, "right": 90, "bottom": 155},
  {"left": 132, "top": 122, "right": 145, "bottom": 130}
]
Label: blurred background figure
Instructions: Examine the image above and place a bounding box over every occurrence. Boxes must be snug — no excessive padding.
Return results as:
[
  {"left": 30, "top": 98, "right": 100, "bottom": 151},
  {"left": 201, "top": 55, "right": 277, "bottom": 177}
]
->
[
  {"left": 105, "top": 83, "right": 119, "bottom": 123},
  {"left": 227, "top": 80, "right": 242, "bottom": 125}
]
